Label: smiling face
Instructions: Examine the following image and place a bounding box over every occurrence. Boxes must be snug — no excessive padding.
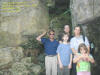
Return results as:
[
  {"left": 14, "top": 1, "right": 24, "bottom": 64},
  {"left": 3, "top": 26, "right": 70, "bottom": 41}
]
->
[
  {"left": 49, "top": 31, "right": 55, "bottom": 39},
  {"left": 64, "top": 25, "right": 70, "bottom": 33},
  {"left": 74, "top": 26, "right": 81, "bottom": 36}
]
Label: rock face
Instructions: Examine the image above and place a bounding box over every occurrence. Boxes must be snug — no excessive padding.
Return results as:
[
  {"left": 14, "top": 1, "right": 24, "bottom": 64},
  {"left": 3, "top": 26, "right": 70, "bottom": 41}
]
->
[
  {"left": 0, "top": 48, "right": 13, "bottom": 69},
  {"left": 0, "top": 0, "right": 49, "bottom": 48},
  {"left": 0, "top": 47, "right": 24, "bottom": 69},
  {"left": 0, "top": 47, "right": 42, "bottom": 75},
  {"left": 70, "top": 0, "right": 100, "bottom": 26}
]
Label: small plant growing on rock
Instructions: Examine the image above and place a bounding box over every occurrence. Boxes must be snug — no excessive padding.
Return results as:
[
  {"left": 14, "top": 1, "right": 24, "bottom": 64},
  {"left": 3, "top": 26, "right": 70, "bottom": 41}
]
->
[{"left": 20, "top": 34, "right": 44, "bottom": 57}]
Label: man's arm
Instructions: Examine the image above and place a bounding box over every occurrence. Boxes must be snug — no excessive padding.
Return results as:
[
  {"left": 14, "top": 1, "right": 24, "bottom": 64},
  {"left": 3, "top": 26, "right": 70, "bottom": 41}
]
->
[{"left": 36, "top": 32, "right": 47, "bottom": 41}]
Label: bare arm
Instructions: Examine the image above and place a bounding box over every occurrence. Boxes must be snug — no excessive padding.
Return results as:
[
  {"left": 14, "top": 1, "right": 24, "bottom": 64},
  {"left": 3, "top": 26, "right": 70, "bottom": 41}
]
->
[
  {"left": 73, "top": 55, "right": 82, "bottom": 63},
  {"left": 36, "top": 32, "right": 47, "bottom": 41},
  {"left": 88, "top": 57, "right": 95, "bottom": 63},
  {"left": 87, "top": 46, "right": 90, "bottom": 54},
  {"left": 68, "top": 54, "right": 72, "bottom": 69},
  {"left": 69, "top": 54, "right": 72, "bottom": 65},
  {"left": 85, "top": 36, "right": 90, "bottom": 54},
  {"left": 85, "top": 55, "right": 95, "bottom": 63},
  {"left": 57, "top": 53, "right": 63, "bottom": 69}
]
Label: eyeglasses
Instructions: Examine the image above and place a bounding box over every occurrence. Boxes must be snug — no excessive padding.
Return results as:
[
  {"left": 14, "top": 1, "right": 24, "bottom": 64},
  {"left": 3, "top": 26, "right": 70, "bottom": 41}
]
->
[{"left": 49, "top": 34, "right": 55, "bottom": 35}]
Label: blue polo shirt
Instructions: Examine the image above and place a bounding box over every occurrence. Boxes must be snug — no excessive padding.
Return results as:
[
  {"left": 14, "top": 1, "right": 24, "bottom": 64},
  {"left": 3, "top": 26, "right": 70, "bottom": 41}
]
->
[{"left": 41, "top": 38, "right": 59, "bottom": 55}]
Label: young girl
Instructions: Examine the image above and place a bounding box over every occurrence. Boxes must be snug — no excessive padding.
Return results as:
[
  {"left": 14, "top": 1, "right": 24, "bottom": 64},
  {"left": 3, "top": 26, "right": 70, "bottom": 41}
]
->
[
  {"left": 73, "top": 43, "right": 95, "bottom": 75},
  {"left": 57, "top": 33, "right": 72, "bottom": 75}
]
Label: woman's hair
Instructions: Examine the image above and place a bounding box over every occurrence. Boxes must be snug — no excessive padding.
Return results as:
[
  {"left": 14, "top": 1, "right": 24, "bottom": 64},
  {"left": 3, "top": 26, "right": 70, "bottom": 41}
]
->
[
  {"left": 62, "top": 33, "right": 69, "bottom": 41},
  {"left": 78, "top": 43, "right": 88, "bottom": 53}
]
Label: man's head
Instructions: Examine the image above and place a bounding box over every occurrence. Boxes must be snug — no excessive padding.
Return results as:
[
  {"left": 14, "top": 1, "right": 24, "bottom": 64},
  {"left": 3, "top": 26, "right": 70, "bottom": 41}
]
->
[
  {"left": 74, "top": 25, "right": 81, "bottom": 36},
  {"left": 48, "top": 29, "right": 55, "bottom": 39},
  {"left": 64, "top": 25, "right": 70, "bottom": 33}
]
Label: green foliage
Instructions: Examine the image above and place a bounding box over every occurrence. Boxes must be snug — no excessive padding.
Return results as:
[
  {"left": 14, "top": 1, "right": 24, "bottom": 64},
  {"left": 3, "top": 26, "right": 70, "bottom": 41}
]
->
[
  {"left": 49, "top": 8, "right": 72, "bottom": 29},
  {"left": 37, "top": 53, "right": 45, "bottom": 75},
  {"left": 37, "top": 53, "right": 45, "bottom": 67},
  {"left": 20, "top": 34, "right": 43, "bottom": 50}
]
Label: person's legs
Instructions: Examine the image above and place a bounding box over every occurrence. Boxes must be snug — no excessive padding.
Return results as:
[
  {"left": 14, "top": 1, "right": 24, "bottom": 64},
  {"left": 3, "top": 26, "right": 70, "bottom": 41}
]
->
[
  {"left": 52, "top": 56, "right": 57, "bottom": 75},
  {"left": 45, "top": 56, "right": 52, "bottom": 75},
  {"left": 57, "top": 64, "right": 60, "bottom": 75},
  {"left": 58, "top": 65, "right": 63, "bottom": 75},
  {"left": 63, "top": 66, "right": 70, "bottom": 75},
  {"left": 72, "top": 63, "right": 76, "bottom": 75},
  {"left": 70, "top": 67, "right": 73, "bottom": 75},
  {"left": 71, "top": 55, "right": 76, "bottom": 75}
]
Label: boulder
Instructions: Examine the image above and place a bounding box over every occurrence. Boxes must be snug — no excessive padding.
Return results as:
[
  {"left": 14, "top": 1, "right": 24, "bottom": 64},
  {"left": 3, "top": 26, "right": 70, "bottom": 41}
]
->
[
  {"left": 0, "top": 0, "right": 49, "bottom": 48},
  {"left": 31, "top": 65, "right": 41, "bottom": 75},
  {"left": 70, "top": 0, "right": 100, "bottom": 25},
  {"left": 0, "top": 47, "right": 23, "bottom": 69},
  {"left": 0, "top": 47, "right": 13, "bottom": 69},
  {"left": 11, "top": 62, "right": 29, "bottom": 75}
]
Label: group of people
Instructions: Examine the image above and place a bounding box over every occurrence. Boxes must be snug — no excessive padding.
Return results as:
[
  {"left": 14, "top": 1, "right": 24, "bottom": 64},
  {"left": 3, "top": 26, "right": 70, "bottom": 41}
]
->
[{"left": 36, "top": 25, "right": 95, "bottom": 75}]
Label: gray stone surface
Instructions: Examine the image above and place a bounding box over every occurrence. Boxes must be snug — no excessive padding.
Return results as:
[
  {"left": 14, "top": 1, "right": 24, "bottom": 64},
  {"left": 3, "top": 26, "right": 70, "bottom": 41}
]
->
[
  {"left": 31, "top": 65, "right": 41, "bottom": 75},
  {"left": 0, "top": 47, "right": 23, "bottom": 69},
  {"left": 0, "top": 47, "right": 42, "bottom": 75},
  {"left": 0, "top": 0, "right": 49, "bottom": 48},
  {"left": 0, "top": 48, "right": 13, "bottom": 69},
  {"left": 70, "top": 0, "right": 100, "bottom": 26}
]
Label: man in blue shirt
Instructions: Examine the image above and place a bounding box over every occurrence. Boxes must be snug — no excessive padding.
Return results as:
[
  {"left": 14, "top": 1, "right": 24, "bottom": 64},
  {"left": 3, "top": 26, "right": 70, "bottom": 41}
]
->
[{"left": 36, "top": 29, "right": 59, "bottom": 75}]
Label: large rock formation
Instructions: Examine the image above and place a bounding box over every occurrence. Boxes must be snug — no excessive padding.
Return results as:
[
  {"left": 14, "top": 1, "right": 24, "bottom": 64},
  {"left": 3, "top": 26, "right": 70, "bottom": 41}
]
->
[
  {"left": 0, "top": 47, "right": 24, "bottom": 69},
  {"left": 70, "top": 0, "right": 100, "bottom": 26},
  {"left": 0, "top": 47, "right": 42, "bottom": 75},
  {"left": 0, "top": 0, "right": 49, "bottom": 48}
]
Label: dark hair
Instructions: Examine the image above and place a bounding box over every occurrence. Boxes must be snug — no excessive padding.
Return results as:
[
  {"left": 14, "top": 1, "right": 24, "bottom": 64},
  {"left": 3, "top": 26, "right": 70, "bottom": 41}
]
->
[
  {"left": 74, "top": 25, "right": 82, "bottom": 30},
  {"left": 78, "top": 43, "right": 88, "bottom": 53},
  {"left": 74, "top": 25, "right": 83, "bottom": 35},
  {"left": 48, "top": 29, "right": 55, "bottom": 34},
  {"left": 62, "top": 33, "right": 69, "bottom": 41}
]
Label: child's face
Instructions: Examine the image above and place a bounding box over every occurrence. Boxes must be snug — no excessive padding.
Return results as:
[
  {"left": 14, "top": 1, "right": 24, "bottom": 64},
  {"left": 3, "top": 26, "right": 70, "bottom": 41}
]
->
[
  {"left": 80, "top": 47, "right": 86, "bottom": 54},
  {"left": 63, "top": 35, "right": 69, "bottom": 41}
]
